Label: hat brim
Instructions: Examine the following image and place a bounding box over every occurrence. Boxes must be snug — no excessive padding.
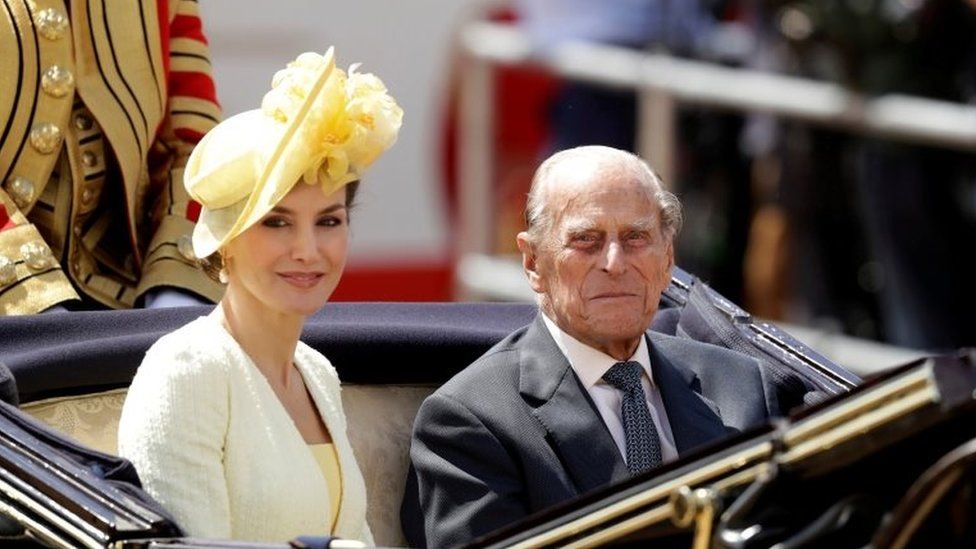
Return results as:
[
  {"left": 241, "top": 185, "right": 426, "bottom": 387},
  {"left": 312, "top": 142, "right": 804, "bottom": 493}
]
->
[{"left": 192, "top": 49, "right": 338, "bottom": 258}]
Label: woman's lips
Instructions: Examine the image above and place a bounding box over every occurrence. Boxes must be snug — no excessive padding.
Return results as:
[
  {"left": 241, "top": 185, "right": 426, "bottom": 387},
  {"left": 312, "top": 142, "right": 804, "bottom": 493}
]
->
[{"left": 278, "top": 272, "right": 324, "bottom": 289}]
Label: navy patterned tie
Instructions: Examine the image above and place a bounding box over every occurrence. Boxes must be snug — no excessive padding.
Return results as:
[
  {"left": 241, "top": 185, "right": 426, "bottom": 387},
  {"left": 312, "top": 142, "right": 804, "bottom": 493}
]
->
[{"left": 603, "top": 361, "right": 663, "bottom": 475}]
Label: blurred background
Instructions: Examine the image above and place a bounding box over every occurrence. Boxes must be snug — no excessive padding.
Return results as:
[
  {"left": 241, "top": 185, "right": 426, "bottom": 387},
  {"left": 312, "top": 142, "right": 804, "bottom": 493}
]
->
[{"left": 200, "top": 0, "right": 976, "bottom": 361}]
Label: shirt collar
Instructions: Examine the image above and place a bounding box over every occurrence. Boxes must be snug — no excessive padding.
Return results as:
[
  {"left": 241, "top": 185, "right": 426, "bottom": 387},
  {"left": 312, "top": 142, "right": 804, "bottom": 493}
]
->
[{"left": 540, "top": 313, "right": 654, "bottom": 389}]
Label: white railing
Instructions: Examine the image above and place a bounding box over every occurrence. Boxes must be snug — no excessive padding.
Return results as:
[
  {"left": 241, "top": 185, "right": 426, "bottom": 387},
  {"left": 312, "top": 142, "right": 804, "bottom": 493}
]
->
[{"left": 455, "top": 21, "right": 976, "bottom": 302}]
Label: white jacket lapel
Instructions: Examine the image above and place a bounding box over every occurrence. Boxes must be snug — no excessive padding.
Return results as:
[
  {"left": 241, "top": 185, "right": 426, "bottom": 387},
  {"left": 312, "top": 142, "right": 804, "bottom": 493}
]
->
[{"left": 294, "top": 344, "right": 371, "bottom": 543}]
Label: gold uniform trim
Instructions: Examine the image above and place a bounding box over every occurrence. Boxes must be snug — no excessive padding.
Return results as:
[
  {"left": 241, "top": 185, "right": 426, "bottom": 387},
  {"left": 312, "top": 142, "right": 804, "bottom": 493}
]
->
[
  {"left": 136, "top": 213, "right": 223, "bottom": 303},
  {"left": 71, "top": 0, "right": 167, "bottom": 265},
  {"left": 0, "top": 224, "right": 79, "bottom": 314},
  {"left": 1, "top": 0, "right": 75, "bottom": 213}
]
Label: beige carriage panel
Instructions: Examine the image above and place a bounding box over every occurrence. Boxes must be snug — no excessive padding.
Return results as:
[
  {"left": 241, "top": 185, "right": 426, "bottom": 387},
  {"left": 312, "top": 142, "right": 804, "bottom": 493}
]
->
[
  {"left": 23, "top": 388, "right": 128, "bottom": 456},
  {"left": 342, "top": 384, "right": 434, "bottom": 547}
]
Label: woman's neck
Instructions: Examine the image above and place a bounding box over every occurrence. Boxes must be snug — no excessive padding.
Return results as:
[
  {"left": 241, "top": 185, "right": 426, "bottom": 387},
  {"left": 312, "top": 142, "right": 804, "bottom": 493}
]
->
[{"left": 217, "top": 286, "right": 304, "bottom": 387}]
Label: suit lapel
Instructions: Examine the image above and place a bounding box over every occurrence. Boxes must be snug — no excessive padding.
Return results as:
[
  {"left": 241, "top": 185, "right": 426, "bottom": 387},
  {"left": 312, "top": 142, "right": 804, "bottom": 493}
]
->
[
  {"left": 519, "top": 316, "right": 630, "bottom": 494},
  {"left": 647, "top": 332, "right": 730, "bottom": 455}
]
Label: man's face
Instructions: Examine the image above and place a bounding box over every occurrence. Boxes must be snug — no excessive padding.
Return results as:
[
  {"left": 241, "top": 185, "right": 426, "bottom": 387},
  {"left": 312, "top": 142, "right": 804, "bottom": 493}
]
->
[{"left": 519, "top": 166, "right": 673, "bottom": 360}]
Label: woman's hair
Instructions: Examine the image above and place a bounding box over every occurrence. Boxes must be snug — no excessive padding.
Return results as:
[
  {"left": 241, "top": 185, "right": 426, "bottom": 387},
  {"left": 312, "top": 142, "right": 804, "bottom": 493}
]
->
[{"left": 200, "top": 181, "right": 360, "bottom": 283}]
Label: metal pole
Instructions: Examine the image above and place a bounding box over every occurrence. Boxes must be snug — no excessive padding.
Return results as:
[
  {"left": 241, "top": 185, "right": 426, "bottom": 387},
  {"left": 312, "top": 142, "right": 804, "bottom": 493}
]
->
[
  {"left": 637, "top": 87, "right": 677, "bottom": 189},
  {"left": 456, "top": 54, "right": 495, "bottom": 298}
]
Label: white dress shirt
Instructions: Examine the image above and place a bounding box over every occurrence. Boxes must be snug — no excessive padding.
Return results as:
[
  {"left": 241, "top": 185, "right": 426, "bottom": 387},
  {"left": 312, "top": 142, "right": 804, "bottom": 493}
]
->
[{"left": 541, "top": 315, "right": 679, "bottom": 464}]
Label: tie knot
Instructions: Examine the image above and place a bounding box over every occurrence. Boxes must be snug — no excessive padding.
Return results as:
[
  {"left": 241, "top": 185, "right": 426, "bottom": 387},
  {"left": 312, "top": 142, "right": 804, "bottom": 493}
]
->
[{"left": 603, "top": 361, "right": 644, "bottom": 393}]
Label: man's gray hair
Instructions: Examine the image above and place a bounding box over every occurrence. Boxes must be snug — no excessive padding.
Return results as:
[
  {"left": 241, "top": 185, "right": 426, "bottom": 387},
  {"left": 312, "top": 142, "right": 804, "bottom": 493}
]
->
[{"left": 524, "top": 146, "right": 683, "bottom": 242}]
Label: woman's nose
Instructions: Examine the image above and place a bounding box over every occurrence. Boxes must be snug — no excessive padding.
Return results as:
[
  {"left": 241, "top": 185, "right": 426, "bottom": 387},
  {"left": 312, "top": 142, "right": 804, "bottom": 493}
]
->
[{"left": 291, "top": 226, "right": 319, "bottom": 261}]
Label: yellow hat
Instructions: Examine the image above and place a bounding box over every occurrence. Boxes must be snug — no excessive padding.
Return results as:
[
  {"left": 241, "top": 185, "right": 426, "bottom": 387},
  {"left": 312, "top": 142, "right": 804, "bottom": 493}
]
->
[{"left": 184, "top": 48, "right": 403, "bottom": 258}]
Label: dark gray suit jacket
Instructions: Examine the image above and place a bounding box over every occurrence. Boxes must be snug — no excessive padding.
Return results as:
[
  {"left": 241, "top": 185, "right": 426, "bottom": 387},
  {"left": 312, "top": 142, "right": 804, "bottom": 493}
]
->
[{"left": 401, "top": 315, "right": 774, "bottom": 548}]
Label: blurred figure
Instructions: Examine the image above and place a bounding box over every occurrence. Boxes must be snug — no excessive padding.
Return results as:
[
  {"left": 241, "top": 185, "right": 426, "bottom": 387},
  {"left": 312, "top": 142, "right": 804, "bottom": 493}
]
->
[
  {"left": 748, "top": 0, "right": 976, "bottom": 348},
  {"left": 0, "top": 1, "right": 222, "bottom": 314},
  {"left": 516, "top": 0, "right": 716, "bottom": 152}
]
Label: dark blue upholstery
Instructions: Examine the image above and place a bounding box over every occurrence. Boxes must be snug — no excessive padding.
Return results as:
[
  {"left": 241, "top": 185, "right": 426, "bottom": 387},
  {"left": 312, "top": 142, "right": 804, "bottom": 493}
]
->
[{"left": 0, "top": 273, "right": 859, "bottom": 409}]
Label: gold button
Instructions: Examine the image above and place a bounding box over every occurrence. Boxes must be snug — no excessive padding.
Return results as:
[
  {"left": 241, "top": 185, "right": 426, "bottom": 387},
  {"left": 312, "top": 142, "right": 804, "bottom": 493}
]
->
[
  {"left": 72, "top": 262, "right": 80, "bottom": 275},
  {"left": 0, "top": 255, "right": 15, "bottom": 286},
  {"left": 177, "top": 235, "right": 197, "bottom": 261},
  {"left": 41, "top": 65, "right": 74, "bottom": 98},
  {"left": 74, "top": 114, "right": 93, "bottom": 131},
  {"left": 35, "top": 8, "right": 69, "bottom": 41},
  {"left": 81, "top": 150, "right": 98, "bottom": 167},
  {"left": 73, "top": 225, "right": 81, "bottom": 236},
  {"left": 81, "top": 187, "right": 93, "bottom": 204},
  {"left": 6, "top": 176, "right": 35, "bottom": 207},
  {"left": 20, "top": 241, "right": 53, "bottom": 270},
  {"left": 29, "top": 123, "right": 63, "bottom": 154}
]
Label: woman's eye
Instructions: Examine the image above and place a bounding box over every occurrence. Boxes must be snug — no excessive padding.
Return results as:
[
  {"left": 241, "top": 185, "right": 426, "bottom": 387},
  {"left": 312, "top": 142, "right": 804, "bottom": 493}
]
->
[
  {"left": 318, "top": 216, "right": 344, "bottom": 227},
  {"left": 262, "top": 217, "right": 289, "bottom": 228}
]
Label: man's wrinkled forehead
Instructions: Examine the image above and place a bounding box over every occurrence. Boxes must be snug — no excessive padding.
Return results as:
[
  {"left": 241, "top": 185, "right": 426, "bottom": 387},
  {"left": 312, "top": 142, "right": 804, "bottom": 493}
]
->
[
  {"left": 545, "top": 169, "right": 659, "bottom": 229},
  {"left": 558, "top": 213, "right": 658, "bottom": 236}
]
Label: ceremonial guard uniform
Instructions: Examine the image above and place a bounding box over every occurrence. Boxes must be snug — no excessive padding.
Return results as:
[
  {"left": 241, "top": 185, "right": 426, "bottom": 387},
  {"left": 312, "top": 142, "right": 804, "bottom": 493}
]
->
[{"left": 0, "top": 0, "right": 223, "bottom": 314}]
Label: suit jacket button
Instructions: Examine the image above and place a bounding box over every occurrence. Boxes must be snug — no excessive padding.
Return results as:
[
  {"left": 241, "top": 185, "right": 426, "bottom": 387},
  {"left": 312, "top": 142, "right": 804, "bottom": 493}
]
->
[
  {"left": 41, "top": 65, "right": 74, "bottom": 98},
  {"left": 82, "top": 151, "right": 98, "bottom": 167},
  {"left": 20, "top": 241, "right": 53, "bottom": 270},
  {"left": 5, "top": 176, "right": 35, "bottom": 207},
  {"left": 35, "top": 9, "right": 69, "bottom": 41},
  {"left": 29, "top": 123, "right": 63, "bottom": 154},
  {"left": 74, "top": 114, "right": 94, "bottom": 131},
  {"left": 0, "top": 255, "right": 15, "bottom": 286}
]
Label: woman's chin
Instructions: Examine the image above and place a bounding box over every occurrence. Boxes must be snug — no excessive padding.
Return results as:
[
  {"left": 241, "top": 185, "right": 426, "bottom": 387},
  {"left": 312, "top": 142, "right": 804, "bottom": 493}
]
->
[{"left": 278, "top": 297, "right": 331, "bottom": 318}]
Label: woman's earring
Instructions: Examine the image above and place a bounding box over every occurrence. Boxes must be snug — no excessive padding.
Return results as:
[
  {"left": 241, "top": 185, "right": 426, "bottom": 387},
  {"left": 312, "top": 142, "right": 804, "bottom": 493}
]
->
[{"left": 218, "top": 267, "right": 229, "bottom": 284}]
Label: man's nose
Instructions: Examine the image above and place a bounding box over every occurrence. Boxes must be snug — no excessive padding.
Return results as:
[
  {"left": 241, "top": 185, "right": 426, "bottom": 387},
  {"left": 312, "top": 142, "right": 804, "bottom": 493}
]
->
[{"left": 600, "top": 240, "right": 626, "bottom": 275}]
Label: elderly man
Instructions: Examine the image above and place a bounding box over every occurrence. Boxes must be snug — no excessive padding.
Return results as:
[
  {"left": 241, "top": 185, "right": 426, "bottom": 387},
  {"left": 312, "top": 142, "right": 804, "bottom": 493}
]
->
[{"left": 401, "top": 146, "right": 773, "bottom": 547}]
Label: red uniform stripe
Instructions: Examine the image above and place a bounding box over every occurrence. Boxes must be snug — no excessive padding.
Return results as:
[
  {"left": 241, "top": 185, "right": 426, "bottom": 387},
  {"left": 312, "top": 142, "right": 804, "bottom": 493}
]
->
[
  {"left": 174, "top": 128, "right": 206, "bottom": 144},
  {"left": 186, "top": 200, "right": 202, "bottom": 222},
  {"left": 169, "top": 71, "right": 218, "bottom": 105},
  {"left": 171, "top": 14, "right": 209, "bottom": 45},
  {"left": 0, "top": 204, "right": 16, "bottom": 231}
]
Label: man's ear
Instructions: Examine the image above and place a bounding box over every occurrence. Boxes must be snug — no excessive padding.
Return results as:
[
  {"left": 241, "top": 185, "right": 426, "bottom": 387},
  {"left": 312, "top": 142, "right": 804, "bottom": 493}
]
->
[
  {"left": 517, "top": 231, "right": 545, "bottom": 294},
  {"left": 658, "top": 238, "right": 675, "bottom": 289}
]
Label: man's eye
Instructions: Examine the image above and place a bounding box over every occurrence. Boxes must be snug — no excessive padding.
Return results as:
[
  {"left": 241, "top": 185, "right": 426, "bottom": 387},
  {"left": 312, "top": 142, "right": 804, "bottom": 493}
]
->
[
  {"left": 569, "top": 233, "right": 600, "bottom": 248},
  {"left": 262, "top": 217, "right": 289, "bottom": 228}
]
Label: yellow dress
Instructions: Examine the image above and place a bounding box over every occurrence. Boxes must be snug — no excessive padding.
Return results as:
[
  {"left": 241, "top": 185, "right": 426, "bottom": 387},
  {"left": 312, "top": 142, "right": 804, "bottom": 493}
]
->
[{"left": 309, "top": 443, "right": 343, "bottom": 532}]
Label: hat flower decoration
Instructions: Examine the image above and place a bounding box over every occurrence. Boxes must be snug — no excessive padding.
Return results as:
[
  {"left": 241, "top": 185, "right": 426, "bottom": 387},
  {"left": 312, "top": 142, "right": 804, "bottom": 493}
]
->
[{"left": 184, "top": 47, "right": 403, "bottom": 258}]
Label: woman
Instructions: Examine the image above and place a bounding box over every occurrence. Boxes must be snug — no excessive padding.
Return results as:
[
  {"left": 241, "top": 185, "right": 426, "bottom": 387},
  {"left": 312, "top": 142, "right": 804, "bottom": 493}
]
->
[{"left": 117, "top": 49, "right": 402, "bottom": 543}]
